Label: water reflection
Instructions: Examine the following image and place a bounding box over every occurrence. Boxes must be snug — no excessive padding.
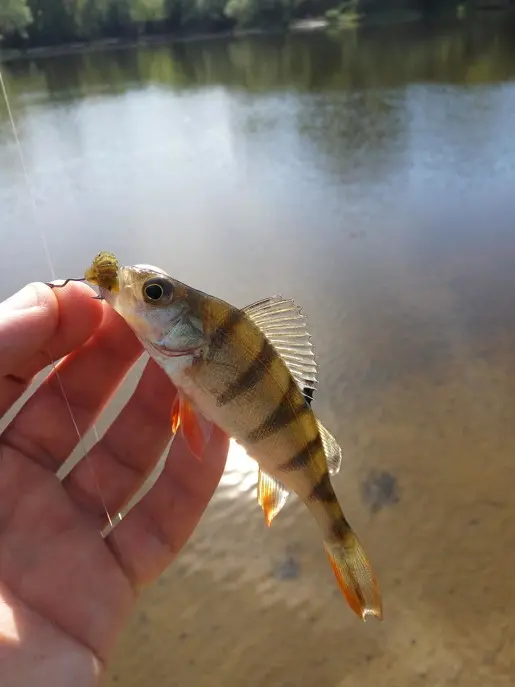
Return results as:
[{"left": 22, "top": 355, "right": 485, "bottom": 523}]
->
[
  {"left": 220, "top": 440, "right": 259, "bottom": 500},
  {"left": 3, "top": 15, "right": 515, "bottom": 108}
]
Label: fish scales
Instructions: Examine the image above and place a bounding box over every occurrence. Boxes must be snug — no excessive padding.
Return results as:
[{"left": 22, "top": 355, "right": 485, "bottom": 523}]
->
[{"left": 187, "top": 303, "right": 330, "bottom": 500}]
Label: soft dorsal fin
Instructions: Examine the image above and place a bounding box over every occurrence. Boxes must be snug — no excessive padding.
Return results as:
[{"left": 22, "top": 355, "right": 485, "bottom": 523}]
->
[
  {"left": 316, "top": 419, "right": 343, "bottom": 476},
  {"left": 243, "top": 295, "right": 318, "bottom": 402}
]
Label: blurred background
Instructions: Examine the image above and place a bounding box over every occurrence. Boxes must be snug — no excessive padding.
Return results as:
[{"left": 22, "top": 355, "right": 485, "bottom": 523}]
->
[{"left": 2, "top": 2, "right": 515, "bottom": 685}]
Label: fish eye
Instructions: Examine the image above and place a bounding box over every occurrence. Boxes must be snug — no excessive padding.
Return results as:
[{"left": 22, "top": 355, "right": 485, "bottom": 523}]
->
[{"left": 142, "top": 277, "right": 174, "bottom": 304}]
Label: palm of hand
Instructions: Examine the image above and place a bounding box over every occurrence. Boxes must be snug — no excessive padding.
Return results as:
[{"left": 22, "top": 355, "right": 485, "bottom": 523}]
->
[{"left": 0, "top": 282, "right": 228, "bottom": 684}]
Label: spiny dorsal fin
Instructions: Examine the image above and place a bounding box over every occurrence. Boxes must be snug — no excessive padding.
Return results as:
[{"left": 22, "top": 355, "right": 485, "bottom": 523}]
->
[
  {"left": 243, "top": 295, "right": 317, "bottom": 403},
  {"left": 316, "top": 419, "right": 342, "bottom": 476}
]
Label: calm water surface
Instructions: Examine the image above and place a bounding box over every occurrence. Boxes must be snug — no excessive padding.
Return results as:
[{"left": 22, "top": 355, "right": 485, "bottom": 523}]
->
[{"left": 2, "top": 15, "right": 515, "bottom": 687}]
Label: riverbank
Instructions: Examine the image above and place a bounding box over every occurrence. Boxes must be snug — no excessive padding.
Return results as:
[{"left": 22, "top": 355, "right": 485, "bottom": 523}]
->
[
  {"left": 1, "top": 4, "right": 512, "bottom": 65},
  {"left": 0, "top": 18, "right": 329, "bottom": 64}
]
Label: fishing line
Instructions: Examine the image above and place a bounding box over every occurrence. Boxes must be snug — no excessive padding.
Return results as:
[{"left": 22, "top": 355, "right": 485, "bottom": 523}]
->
[
  {"left": 0, "top": 67, "right": 113, "bottom": 533},
  {"left": 0, "top": 70, "right": 54, "bottom": 279}
]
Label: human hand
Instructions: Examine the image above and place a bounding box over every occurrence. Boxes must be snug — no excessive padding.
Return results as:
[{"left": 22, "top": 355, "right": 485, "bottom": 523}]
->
[{"left": 0, "top": 281, "right": 228, "bottom": 686}]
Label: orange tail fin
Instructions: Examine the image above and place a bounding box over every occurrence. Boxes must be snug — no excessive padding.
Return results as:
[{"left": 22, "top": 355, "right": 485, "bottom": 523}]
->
[{"left": 324, "top": 533, "right": 383, "bottom": 621}]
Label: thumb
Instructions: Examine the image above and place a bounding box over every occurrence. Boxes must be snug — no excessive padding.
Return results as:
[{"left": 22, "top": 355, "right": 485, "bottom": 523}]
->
[
  {"left": 0, "top": 283, "right": 58, "bottom": 377},
  {"left": 0, "top": 280, "right": 104, "bottom": 416}
]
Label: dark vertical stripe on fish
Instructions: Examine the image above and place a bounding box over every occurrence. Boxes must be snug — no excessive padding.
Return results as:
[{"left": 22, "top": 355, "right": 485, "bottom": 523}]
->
[
  {"left": 279, "top": 436, "right": 322, "bottom": 471},
  {"left": 331, "top": 515, "right": 352, "bottom": 540},
  {"left": 215, "top": 337, "right": 277, "bottom": 407},
  {"left": 303, "top": 386, "right": 314, "bottom": 406},
  {"left": 208, "top": 309, "right": 244, "bottom": 359},
  {"left": 247, "top": 376, "right": 307, "bottom": 443},
  {"left": 308, "top": 472, "right": 338, "bottom": 503}
]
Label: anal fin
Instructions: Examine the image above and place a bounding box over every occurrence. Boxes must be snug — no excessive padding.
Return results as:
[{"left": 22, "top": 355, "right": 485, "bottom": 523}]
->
[{"left": 257, "top": 467, "right": 290, "bottom": 527}]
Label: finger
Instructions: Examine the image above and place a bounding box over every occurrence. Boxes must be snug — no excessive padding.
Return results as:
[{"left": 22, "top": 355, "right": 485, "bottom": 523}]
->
[
  {"left": 106, "top": 424, "right": 228, "bottom": 586},
  {"left": 1, "top": 304, "right": 143, "bottom": 471},
  {"left": 58, "top": 353, "right": 228, "bottom": 585},
  {"left": 0, "top": 282, "right": 104, "bottom": 415},
  {"left": 61, "top": 357, "right": 178, "bottom": 521}
]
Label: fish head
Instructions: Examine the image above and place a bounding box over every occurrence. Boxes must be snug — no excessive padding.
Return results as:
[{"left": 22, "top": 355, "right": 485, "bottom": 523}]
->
[{"left": 100, "top": 264, "right": 207, "bottom": 356}]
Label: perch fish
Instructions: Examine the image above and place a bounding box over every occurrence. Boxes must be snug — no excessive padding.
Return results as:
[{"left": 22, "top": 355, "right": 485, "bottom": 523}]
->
[{"left": 83, "top": 252, "right": 383, "bottom": 621}]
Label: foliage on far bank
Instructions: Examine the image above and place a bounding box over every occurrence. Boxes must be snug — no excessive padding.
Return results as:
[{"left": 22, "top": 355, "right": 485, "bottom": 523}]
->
[
  {"left": 0, "top": 0, "right": 513, "bottom": 49},
  {"left": 4, "top": 0, "right": 291, "bottom": 46}
]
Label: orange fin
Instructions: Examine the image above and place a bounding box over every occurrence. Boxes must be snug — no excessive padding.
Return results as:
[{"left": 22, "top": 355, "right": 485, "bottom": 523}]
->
[
  {"left": 324, "top": 534, "right": 383, "bottom": 621},
  {"left": 171, "top": 395, "right": 211, "bottom": 462},
  {"left": 171, "top": 395, "right": 182, "bottom": 434},
  {"left": 257, "top": 468, "right": 290, "bottom": 527}
]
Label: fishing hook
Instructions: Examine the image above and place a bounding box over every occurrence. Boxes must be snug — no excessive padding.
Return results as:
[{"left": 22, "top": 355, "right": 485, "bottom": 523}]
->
[
  {"left": 44, "top": 278, "right": 103, "bottom": 300},
  {"left": 44, "top": 277, "right": 85, "bottom": 288}
]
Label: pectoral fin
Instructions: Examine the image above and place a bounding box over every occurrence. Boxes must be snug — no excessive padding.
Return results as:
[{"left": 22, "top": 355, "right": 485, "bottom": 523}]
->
[
  {"left": 257, "top": 467, "right": 290, "bottom": 526},
  {"left": 171, "top": 394, "right": 212, "bottom": 461},
  {"left": 171, "top": 395, "right": 182, "bottom": 434}
]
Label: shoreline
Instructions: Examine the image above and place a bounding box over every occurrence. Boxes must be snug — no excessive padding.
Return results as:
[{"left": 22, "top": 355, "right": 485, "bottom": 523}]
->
[
  {"left": 1, "top": 7, "right": 512, "bottom": 65},
  {"left": 0, "top": 19, "right": 329, "bottom": 64}
]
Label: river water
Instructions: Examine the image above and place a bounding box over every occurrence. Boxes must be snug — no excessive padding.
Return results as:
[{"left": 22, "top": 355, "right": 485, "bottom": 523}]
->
[{"left": 2, "top": 14, "right": 515, "bottom": 687}]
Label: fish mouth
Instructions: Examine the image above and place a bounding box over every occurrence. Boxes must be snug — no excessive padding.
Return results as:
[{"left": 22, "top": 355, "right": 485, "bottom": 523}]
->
[{"left": 150, "top": 341, "right": 201, "bottom": 358}]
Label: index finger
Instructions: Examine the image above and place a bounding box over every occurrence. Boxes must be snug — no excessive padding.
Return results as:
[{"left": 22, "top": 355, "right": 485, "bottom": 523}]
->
[{"left": 0, "top": 281, "right": 104, "bottom": 414}]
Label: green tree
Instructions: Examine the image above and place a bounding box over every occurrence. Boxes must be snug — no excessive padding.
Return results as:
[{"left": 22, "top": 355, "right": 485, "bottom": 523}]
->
[
  {"left": 70, "top": 0, "right": 113, "bottom": 38},
  {"left": 180, "top": 0, "right": 230, "bottom": 30},
  {"left": 128, "top": 0, "right": 168, "bottom": 22},
  {"left": 224, "top": 0, "right": 294, "bottom": 27},
  {"left": 26, "top": 0, "right": 76, "bottom": 44},
  {"left": 0, "top": 0, "right": 32, "bottom": 38}
]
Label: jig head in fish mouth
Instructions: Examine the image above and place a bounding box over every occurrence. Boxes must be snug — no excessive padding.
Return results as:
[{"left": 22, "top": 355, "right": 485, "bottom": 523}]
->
[{"left": 43, "top": 251, "right": 120, "bottom": 301}]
